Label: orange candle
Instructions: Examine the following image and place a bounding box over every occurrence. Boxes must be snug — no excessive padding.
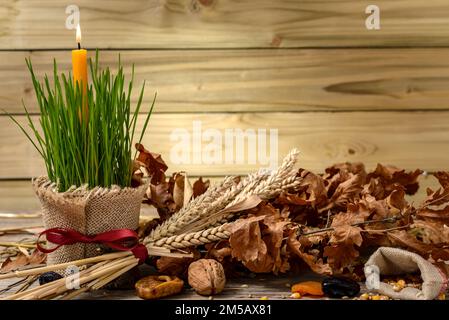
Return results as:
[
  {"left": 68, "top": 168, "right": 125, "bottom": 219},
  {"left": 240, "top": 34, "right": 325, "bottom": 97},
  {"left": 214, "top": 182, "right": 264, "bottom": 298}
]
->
[{"left": 72, "top": 24, "right": 88, "bottom": 120}]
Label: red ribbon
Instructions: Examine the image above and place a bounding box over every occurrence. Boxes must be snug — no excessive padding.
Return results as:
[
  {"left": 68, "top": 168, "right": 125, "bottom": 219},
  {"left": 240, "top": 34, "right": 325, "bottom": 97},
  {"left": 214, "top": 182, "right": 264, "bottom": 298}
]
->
[{"left": 37, "top": 228, "right": 148, "bottom": 264}]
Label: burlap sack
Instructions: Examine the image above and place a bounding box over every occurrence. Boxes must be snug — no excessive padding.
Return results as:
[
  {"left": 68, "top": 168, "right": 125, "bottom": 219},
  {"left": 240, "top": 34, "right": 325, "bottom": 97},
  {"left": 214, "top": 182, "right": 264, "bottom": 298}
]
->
[
  {"left": 364, "top": 247, "right": 448, "bottom": 300},
  {"left": 33, "top": 176, "right": 147, "bottom": 266}
]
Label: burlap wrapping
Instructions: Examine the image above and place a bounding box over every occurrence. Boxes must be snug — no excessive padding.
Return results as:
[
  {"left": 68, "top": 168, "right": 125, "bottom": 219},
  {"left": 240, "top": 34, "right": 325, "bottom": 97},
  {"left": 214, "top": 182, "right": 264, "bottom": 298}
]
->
[
  {"left": 33, "top": 176, "right": 147, "bottom": 266},
  {"left": 364, "top": 247, "right": 448, "bottom": 300}
]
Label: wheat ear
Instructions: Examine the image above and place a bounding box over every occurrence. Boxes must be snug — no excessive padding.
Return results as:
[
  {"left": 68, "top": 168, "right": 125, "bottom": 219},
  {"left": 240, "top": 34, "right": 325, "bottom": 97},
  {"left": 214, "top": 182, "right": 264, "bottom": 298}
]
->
[
  {"left": 146, "top": 223, "right": 232, "bottom": 249},
  {"left": 146, "top": 149, "right": 300, "bottom": 242}
]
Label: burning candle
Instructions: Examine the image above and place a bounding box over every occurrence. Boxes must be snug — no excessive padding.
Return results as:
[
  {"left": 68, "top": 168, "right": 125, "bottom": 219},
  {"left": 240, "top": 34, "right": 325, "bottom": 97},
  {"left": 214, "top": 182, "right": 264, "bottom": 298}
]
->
[{"left": 72, "top": 24, "right": 88, "bottom": 120}]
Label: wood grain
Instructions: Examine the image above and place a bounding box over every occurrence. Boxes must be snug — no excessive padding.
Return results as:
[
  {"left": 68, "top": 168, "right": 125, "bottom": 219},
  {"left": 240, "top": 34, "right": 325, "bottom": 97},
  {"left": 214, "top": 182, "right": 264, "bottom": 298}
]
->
[
  {"left": 0, "top": 180, "right": 40, "bottom": 213},
  {"left": 1, "top": 111, "right": 449, "bottom": 179},
  {"left": 3, "top": 0, "right": 449, "bottom": 49},
  {"left": 3, "top": 49, "right": 449, "bottom": 114}
]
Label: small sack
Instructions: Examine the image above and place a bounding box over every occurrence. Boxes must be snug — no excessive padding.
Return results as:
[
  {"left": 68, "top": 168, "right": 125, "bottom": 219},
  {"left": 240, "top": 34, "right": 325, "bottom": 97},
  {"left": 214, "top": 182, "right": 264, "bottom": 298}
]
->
[
  {"left": 33, "top": 176, "right": 147, "bottom": 266},
  {"left": 364, "top": 247, "right": 448, "bottom": 300}
]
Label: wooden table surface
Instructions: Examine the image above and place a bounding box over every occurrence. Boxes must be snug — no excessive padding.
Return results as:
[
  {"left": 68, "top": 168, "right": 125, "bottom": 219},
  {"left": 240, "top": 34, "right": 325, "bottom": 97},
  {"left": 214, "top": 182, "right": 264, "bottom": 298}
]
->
[{"left": 0, "top": 212, "right": 344, "bottom": 300}]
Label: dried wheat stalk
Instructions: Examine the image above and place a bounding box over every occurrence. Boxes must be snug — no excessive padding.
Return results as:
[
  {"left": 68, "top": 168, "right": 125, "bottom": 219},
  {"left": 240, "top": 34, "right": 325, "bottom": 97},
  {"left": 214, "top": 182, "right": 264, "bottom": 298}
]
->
[
  {"left": 147, "top": 149, "right": 300, "bottom": 242},
  {"left": 148, "top": 223, "right": 232, "bottom": 250},
  {"left": 148, "top": 176, "right": 237, "bottom": 241}
]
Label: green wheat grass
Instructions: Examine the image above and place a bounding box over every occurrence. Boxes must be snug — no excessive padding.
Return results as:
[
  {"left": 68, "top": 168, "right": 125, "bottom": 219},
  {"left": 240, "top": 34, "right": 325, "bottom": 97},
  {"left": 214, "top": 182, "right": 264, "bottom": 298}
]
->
[{"left": 5, "top": 51, "right": 155, "bottom": 192}]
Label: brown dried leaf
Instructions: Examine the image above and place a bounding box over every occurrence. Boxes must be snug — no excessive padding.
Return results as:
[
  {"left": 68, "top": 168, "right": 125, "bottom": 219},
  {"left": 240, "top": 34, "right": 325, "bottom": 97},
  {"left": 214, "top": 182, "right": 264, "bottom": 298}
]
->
[
  {"left": 261, "top": 219, "right": 289, "bottom": 274},
  {"left": 172, "top": 172, "right": 193, "bottom": 209},
  {"left": 411, "top": 220, "right": 449, "bottom": 244},
  {"left": 27, "top": 249, "right": 46, "bottom": 265},
  {"left": 325, "top": 162, "right": 367, "bottom": 176},
  {"left": 361, "top": 177, "right": 385, "bottom": 199},
  {"left": 416, "top": 206, "right": 449, "bottom": 223},
  {"left": 433, "top": 172, "right": 449, "bottom": 189},
  {"left": 227, "top": 216, "right": 267, "bottom": 264},
  {"left": 387, "top": 230, "right": 432, "bottom": 258},
  {"left": 135, "top": 143, "right": 168, "bottom": 185},
  {"left": 323, "top": 244, "right": 360, "bottom": 272},
  {"left": 0, "top": 249, "right": 46, "bottom": 273},
  {"left": 276, "top": 192, "right": 309, "bottom": 206},
  {"left": 287, "top": 233, "right": 332, "bottom": 275},
  {"left": 227, "top": 212, "right": 290, "bottom": 274},
  {"left": 146, "top": 182, "right": 173, "bottom": 210},
  {"left": 319, "top": 174, "right": 363, "bottom": 213},
  {"left": 193, "top": 177, "right": 210, "bottom": 198},
  {"left": 156, "top": 249, "right": 200, "bottom": 278},
  {"left": 422, "top": 187, "right": 449, "bottom": 207},
  {"left": 331, "top": 211, "right": 366, "bottom": 227},
  {"left": 297, "top": 169, "right": 328, "bottom": 206},
  {"left": 206, "top": 241, "right": 232, "bottom": 263},
  {"left": 367, "top": 164, "right": 422, "bottom": 195},
  {"left": 330, "top": 225, "right": 363, "bottom": 247}
]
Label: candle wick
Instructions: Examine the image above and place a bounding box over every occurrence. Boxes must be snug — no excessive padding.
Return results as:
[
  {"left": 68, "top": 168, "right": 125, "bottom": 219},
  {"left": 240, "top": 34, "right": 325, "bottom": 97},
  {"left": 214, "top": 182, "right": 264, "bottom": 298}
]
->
[{"left": 77, "top": 42, "right": 81, "bottom": 50}]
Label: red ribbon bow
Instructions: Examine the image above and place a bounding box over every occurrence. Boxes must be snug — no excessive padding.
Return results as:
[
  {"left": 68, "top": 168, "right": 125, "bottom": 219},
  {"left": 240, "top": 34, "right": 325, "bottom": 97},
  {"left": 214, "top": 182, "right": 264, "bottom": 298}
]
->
[{"left": 37, "top": 228, "right": 148, "bottom": 264}]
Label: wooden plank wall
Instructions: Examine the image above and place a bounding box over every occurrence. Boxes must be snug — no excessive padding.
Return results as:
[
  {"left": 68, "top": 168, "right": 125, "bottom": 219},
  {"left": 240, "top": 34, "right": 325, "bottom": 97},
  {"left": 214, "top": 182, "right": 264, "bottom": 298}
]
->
[{"left": 1, "top": 0, "right": 449, "bottom": 212}]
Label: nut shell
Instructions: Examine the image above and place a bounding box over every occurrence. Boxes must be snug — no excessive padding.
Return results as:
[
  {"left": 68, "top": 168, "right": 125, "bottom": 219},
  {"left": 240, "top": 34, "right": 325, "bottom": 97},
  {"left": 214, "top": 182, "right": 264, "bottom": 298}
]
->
[
  {"left": 188, "top": 259, "right": 226, "bottom": 296},
  {"left": 135, "top": 275, "right": 184, "bottom": 300}
]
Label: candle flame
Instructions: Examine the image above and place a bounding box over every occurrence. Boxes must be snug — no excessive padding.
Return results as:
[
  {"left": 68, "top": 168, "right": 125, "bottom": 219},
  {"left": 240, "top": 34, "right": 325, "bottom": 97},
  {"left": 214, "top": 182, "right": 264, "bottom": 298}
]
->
[{"left": 76, "top": 24, "right": 82, "bottom": 44}]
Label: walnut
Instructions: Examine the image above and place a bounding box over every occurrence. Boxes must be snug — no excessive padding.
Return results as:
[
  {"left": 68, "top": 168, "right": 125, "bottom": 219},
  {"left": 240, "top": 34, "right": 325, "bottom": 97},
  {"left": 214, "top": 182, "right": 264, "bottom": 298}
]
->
[
  {"left": 135, "top": 275, "right": 184, "bottom": 300},
  {"left": 188, "top": 259, "right": 226, "bottom": 296}
]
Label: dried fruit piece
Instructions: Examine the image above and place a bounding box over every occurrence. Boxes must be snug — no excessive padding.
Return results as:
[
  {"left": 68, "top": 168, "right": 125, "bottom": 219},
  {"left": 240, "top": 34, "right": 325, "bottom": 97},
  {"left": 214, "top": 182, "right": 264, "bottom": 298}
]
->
[
  {"left": 135, "top": 275, "right": 184, "bottom": 300},
  {"left": 39, "top": 271, "right": 63, "bottom": 285},
  {"left": 322, "top": 276, "right": 360, "bottom": 298},
  {"left": 291, "top": 281, "right": 324, "bottom": 296}
]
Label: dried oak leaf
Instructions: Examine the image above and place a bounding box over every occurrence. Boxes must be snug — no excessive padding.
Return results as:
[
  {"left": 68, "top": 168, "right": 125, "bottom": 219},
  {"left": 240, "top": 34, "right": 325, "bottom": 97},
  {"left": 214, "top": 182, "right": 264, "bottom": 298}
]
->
[
  {"left": 361, "top": 177, "right": 385, "bottom": 199},
  {"left": 360, "top": 189, "right": 407, "bottom": 228},
  {"left": 172, "top": 172, "right": 193, "bottom": 209},
  {"left": 387, "top": 230, "right": 433, "bottom": 258},
  {"left": 416, "top": 206, "right": 449, "bottom": 223},
  {"left": 324, "top": 162, "right": 367, "bottom": 179},
  {"left": 193, "top": 177, "right": 210, "bottom": 198},
  {"left": 433, "top": 171, "right": 449, "bottom": 189},
  {"left": 227, "top": 212, "right": 289, "bottom": 274},
  {"left": 287, "top": 233, "right": 332, "bottom": 276},
  {"left": 387, "top": 230, "right": 449, "bottom": 261},
  {"left": 156, "top": 249, "right": 200, "bottom": 278},
  {"left": 146, "top": 181, "right": 175, "bottom": 211},
  {"left": 418, "top": 172, "right": 449, "bottom": 209},
  {"left": 366, "top": 164, "right": 422, "bottom": 195},
  {"left": 322, "top": 162, "right": 366, "bottom": 199},
  {"left": 323, "top": 244, "right": 360, "bottom": 272},
  {"left": 0, "top": 249, "right": 46, "bottom": 273},
  {"left": 328, "top": 210, "right": 367, "bottom": 247},
  {"left": 411, "top": 220, "right": 449, "bottom": 244},
  {"left": 319, "top": 173, "right": 364, "bottom": 213},
  {"left": 330, "top": 226, "right": 363, "bottom": 247},
  {"left": 135, "top": 143, "right": 168, "bottom": 185},
  {"left": 385, "top": 188, "right": 407, "bottom": 215},
  {"left": 422, "top": 187, "right": 449, "bottom": 207},
  {"left": 276, "top": 192, "right": 309, "bottom": 206},
  {"left": 206, "top": 241, "right": 232, "bottom": 263},
  {"left": 417, "top": 174, "right": 449, "bottom": 214},
  {"left": 296, "top": 169, "right": 328, "bottom": 206},
  {"left": 227, "top": 215, "right": 268, "bottom": 266},
  {"left": 261, "top": 218, "right": 290, "bottom": 274}
]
